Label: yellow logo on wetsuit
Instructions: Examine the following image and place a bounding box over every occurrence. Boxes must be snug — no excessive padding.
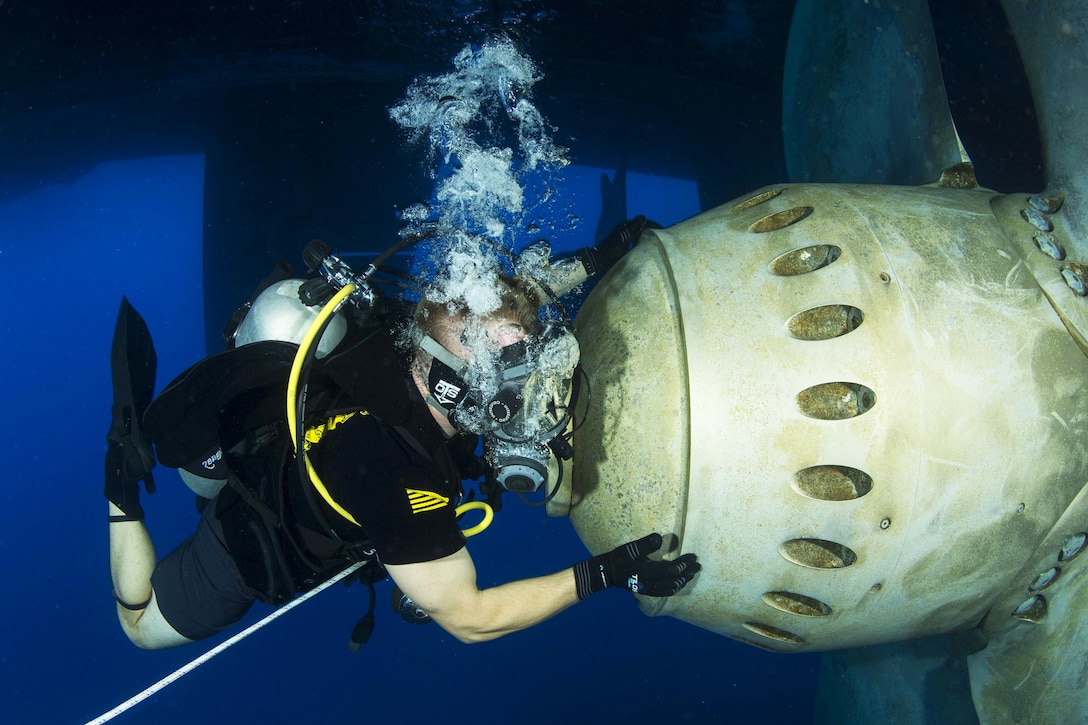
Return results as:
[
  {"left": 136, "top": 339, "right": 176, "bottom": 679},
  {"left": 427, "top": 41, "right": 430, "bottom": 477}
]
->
[
  {"left": 304, "top": 411, "right": 366, "bottom": 451},
  {"left": 406, "top": 488, "right": 450, "bottom": 514},
  {"left": 301, "top": 411, "right": 369, "bottom": 527}
]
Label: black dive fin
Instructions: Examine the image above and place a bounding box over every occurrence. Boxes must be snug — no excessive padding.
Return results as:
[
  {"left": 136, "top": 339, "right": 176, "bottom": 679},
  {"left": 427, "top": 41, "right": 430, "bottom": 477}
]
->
[{"left": 107, "top": 297, "right": 158, "bottom": 493}]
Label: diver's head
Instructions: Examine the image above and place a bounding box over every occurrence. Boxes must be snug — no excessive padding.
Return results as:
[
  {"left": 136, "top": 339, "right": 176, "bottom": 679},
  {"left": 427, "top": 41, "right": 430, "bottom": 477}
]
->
[
  {"left": 413, "top": 273, "right": 543, "bottom": 347},
  {"left": 411, "top": 273, "right": 541, "bottom": 431},
  {"left": 410, "top": 274, "right": 578, "bottom": 493}
]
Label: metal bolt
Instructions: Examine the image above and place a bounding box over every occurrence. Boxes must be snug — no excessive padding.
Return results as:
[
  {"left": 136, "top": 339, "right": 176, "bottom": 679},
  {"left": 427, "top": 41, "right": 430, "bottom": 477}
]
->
[
  {"left": 1060, "top": 532, "right": 1087, "bottom": 562},
  {"left": 1028, "top": 567, "right": 1060, "bottom": 593},
  {"left": 1061, "top": 263, "right": 1088, "bottom": 296},
  {"left": 1029, "top": 193, "right": 1063, "bottom": 214},
  {"left": 879, "top": 517, "right": 891, "bottom": 530},
  {"left": 1020, "top": 207, "right": 1053, "bottom": 232},
  {"left": 1011, "top": 594, "right": 1048, "bottom": 622},
  {"left": 1033, "top": 232, "right": 1065, "bottom": 260}
]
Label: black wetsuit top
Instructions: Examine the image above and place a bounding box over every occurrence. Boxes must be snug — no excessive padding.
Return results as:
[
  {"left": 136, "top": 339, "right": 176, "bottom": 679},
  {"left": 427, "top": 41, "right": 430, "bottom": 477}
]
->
[
  {"left": 308, "top": 405, "right": 467, "bottom": 565},
  {"left": 147, "top": 319, "right": 470, "bottom": 608}
]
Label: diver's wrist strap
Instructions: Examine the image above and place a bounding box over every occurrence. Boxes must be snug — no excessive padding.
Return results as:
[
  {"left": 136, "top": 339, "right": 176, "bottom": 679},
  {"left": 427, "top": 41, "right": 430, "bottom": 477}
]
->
[
  {"left": 575, "top": 247, "right": 603, "bottom": 278},
  {"left": 573, "top": 555, "right": 610, "bottom": 600}
]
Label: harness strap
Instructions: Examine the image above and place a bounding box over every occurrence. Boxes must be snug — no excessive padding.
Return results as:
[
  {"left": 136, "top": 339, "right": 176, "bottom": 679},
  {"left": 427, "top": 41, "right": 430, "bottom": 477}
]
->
[{"left": 224, "top": 470, "right": 282, "bottom": 529}]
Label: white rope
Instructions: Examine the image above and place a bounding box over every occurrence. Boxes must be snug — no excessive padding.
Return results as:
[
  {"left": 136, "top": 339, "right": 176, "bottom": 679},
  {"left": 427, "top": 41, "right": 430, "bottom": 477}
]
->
[{"left": 86, "top": 560, "right": 366, "bottom": 725}]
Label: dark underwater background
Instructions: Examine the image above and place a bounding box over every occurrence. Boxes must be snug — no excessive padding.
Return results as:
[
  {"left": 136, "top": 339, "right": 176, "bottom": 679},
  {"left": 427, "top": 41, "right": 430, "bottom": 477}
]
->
[{"left": 0, "top": 2, "right": 1042, "bottom": 722}]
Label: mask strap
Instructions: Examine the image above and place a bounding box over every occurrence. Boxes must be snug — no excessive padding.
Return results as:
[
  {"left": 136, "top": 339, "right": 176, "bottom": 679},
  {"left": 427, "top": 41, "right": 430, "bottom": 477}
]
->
[
  {"left": 420, "top": 335, "right": 471, "bottom": 421},
  {"left": 419, "top": 335, "right": 469, "bottom": 377}
]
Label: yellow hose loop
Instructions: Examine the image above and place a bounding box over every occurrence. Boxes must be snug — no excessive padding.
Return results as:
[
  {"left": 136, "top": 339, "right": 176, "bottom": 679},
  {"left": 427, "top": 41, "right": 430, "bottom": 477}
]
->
[
  {"left": 305, "top": 457, "right": 361, "bottom": 526},
  {"left": 287, "top": 283, "right": 356, "bottom": 449},
  {"left": 287, "top": 283, "right": 362, "bottom": 526},
  {"left": 455, "top": 500, "right": 494, "bottom": 537}
]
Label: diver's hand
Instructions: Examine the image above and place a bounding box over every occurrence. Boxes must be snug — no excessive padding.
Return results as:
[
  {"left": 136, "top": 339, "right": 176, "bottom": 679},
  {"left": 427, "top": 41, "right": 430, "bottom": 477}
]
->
[
  {"left": 577, "top": 215, "right": 662, "bottom": 277},
  {"left": 573, "top": 533, "right": 700, "bottom": 599},
  {"left": 104, "top": 437, "right": 154, "bottom": 521}
]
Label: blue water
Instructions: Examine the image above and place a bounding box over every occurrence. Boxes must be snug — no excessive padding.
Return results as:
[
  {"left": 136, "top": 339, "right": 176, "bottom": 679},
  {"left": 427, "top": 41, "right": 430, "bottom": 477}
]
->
[{"left": 0, "top": 154, "right": 818, "bottom": 723}]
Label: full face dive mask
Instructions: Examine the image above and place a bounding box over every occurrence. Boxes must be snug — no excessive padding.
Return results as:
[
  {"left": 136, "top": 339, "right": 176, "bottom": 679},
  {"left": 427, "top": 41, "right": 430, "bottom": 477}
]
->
[{"left": 422, "top": 324, "right": 579, "bottom": 493}]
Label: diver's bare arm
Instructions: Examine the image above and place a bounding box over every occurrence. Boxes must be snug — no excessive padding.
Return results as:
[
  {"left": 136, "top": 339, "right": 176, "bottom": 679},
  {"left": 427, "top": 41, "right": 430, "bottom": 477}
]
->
[
  {"left": 108, "top": 502, "right": 155, "bottom": 617},
  {"left": 385, "top": 548, "right": 578, "bottom": 644},
  {"left": 108, "top": 502, "right": 191, "bottom": 649}
]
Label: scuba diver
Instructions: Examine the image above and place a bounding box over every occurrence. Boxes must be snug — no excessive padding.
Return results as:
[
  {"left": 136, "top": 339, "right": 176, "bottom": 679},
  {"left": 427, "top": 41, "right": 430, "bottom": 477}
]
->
[{"left": 103, "top": 216, "right": 700, "bottom": 650}]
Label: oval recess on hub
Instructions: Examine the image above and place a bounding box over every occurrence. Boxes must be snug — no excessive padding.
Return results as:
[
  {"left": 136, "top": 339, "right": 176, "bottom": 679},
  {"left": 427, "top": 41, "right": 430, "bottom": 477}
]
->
[
  {"left": 1011, "top": 595, "right": 1047, "bottom": 622},
  {"left": 1028, "top": 567, "right": 1060, "bottom": 593},
  {"left": 793, "top": 465, "right": 873, "bottom": 501},
  {"left": 741, "top": 621, "right": 806, "bottom": 645},
  {"left": 796, "top": 382, "right": 876, "bottom": 419},
  {"left": 787, "top": 304, "right": 864, "bottom": 340},
  {"left": 732, "top": 188, "right": 784, "bottom": 211},
  {"left": 1059, "top": 532, "right": 1087, "bottom": 562},
  {"left": 769, "top": 245, "right": 841, "bottom": 276},
  {"left": 762, "top": 591, "right": 833, "bottom": 617},
  {"left": 780, "top": 538, "right": 858, "bottom": 569},
  {"left": 749, "top": 206, "right": 813, "bottom": 233}
]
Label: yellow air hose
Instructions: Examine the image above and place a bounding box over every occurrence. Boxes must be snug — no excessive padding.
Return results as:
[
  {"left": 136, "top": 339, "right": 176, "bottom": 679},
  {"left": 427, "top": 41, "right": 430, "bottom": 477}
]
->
[
  {"left": 454, "top": 500, "right": 493, "bottom": 537},
  {"left": 286, "top": 282, "right": 492, "bottom": 536},
  {"left": 287, "top": 283, "right": 361, "bottom": 525}
]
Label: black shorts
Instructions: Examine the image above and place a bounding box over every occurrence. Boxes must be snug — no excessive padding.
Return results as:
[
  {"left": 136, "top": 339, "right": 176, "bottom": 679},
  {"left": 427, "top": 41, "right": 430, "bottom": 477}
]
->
[{"left": 151, "top": 500, "right": 257, "bottom": 641}]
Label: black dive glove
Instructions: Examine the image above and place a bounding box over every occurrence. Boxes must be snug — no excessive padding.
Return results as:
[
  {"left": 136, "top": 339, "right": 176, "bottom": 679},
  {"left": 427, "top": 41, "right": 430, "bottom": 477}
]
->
[
  {"left": 573, "top": 533, "right": 700, "bottom": 599},
  {"left": 577, "top": 215, "right": 662, "bottom": 277}
]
